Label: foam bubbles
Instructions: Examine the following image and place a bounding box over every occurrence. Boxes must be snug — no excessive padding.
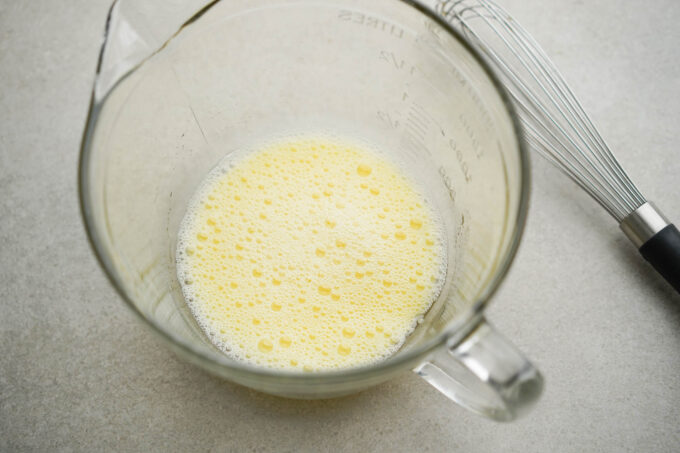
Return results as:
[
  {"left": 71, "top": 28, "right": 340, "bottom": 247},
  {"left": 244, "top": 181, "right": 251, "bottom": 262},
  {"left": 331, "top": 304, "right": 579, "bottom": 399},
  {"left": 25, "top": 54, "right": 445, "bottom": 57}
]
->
[{"left": 176, "top": 133, "right": 447, "bottom": 371}]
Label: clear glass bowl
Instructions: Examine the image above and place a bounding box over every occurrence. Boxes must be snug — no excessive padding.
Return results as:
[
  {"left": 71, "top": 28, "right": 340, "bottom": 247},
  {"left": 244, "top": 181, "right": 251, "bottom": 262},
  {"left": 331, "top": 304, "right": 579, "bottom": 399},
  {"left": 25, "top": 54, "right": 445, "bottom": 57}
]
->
[{"left": 79, "top": 0, "right": 541, "bottom": 421}]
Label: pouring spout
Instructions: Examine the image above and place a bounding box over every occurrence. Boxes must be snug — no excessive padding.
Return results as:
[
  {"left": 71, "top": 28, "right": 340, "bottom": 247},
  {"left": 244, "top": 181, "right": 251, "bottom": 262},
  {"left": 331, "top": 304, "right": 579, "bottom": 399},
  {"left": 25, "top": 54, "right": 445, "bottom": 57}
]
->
[{"left": 94, "top": 0, "right": 214, "bottom": 101}]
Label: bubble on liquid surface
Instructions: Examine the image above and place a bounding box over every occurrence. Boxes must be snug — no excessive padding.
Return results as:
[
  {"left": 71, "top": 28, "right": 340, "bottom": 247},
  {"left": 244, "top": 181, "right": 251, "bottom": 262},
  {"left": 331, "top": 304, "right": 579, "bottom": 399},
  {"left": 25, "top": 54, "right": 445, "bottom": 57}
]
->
[{"left": 176, "top": 133, "right": 446, "bottom": 371}]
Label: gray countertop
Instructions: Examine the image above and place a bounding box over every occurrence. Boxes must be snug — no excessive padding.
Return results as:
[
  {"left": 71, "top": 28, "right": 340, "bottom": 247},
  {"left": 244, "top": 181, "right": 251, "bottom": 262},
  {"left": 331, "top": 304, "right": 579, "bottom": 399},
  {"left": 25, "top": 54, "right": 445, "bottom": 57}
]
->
[{"left": 2, "top": 0, "right": 679, "bottom": 451}]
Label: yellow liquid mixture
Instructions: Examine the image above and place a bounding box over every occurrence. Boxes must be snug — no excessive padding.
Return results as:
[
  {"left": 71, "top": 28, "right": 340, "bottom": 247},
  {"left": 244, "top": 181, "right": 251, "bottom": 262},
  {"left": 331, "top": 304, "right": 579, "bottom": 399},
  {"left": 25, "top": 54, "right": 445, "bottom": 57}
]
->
[{"left": 177, "top": 135, "right": 446, "bottom": 371}]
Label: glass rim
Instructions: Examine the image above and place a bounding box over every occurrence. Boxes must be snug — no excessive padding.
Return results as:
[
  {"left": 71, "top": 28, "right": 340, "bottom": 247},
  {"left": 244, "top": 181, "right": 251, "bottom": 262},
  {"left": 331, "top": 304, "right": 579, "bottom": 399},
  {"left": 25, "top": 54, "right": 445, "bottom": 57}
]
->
[{"left": 78, "top": 0, "right": 531, "bottom": 384}]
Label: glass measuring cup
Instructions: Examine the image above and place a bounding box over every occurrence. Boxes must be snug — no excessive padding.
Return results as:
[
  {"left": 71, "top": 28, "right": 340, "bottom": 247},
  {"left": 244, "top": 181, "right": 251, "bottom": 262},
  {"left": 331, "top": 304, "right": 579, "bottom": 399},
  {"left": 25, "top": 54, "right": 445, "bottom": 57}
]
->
[{"left": 79, "top": 0, "right": 542, "bottom": 421}]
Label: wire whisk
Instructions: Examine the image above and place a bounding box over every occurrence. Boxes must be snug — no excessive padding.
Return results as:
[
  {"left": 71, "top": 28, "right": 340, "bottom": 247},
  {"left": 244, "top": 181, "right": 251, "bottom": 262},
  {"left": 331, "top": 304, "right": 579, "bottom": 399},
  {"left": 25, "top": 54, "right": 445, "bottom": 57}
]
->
[{"left": 435, "top": 0, "right": 680, "bottom": 293}]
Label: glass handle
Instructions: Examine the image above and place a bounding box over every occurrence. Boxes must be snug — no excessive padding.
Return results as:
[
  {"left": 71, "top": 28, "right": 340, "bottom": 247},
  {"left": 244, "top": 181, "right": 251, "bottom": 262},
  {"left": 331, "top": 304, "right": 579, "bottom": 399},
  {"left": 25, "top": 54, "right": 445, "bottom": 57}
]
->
[{"left": 414, "top": 318, "right": 543, "bottom": 421}]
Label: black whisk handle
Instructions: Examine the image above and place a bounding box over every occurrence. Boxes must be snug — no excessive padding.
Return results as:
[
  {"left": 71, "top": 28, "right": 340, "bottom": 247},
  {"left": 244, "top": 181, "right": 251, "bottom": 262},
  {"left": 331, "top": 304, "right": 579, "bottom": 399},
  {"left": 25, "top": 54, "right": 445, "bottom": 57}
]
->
[
  {"left": 639, "top": 224, "right": 680, "bottom": 294},
  {"left": 620, "top": 202, "right": 680, "bottom": 294}
]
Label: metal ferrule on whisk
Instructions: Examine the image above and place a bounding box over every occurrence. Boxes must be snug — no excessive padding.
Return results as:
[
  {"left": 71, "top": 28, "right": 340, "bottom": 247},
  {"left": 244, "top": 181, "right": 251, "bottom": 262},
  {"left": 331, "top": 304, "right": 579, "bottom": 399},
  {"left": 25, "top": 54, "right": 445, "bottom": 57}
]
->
[{"left": 620, "top": 202, "right": 670, "bottom": 248}]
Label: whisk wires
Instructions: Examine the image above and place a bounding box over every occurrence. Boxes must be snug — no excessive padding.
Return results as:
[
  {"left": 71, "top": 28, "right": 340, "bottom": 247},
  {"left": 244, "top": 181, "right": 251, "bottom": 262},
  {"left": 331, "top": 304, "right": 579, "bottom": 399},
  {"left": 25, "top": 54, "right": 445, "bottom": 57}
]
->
[{"left": 436, "top": 0, "right": 646, "bottom": 221}]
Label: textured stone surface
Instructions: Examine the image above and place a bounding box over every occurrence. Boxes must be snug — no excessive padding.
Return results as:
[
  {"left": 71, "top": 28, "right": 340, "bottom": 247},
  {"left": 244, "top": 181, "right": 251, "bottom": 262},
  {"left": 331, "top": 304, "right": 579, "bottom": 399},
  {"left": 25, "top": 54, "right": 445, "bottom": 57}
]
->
[{"left": 1, "top": 0, "right": 679, "bottom": 451}]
